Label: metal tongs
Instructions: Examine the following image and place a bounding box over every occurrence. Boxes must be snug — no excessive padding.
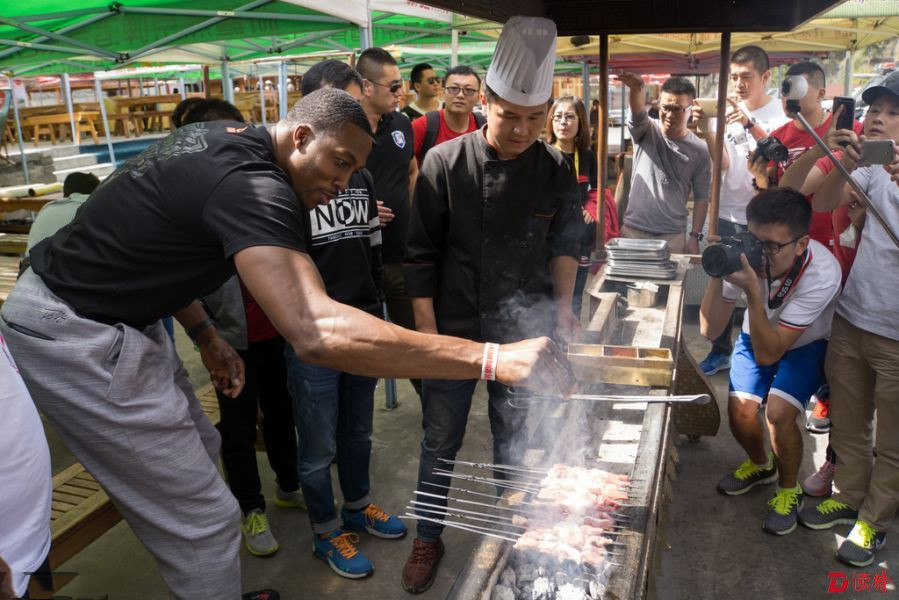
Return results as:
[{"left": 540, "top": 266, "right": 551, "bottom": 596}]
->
[{"left": 506, "top": 388, "right": 710, "bottom": 409}]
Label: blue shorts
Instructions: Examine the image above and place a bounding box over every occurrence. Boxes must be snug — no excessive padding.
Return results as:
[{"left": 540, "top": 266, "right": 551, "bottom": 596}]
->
[{"left": 729, "top": 332, "right": 827, "bottom": 412}]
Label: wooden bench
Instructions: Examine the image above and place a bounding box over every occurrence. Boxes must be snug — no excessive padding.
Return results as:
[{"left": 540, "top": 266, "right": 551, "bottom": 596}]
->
[
  {"left": 48, "top": 382, "right": 221, "bottom": 567},
  {"left": 20, "top": 112, "right": 101, "bottom": 145}
]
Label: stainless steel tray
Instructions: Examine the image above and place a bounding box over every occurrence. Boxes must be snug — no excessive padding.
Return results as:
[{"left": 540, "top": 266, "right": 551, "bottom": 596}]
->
[{"left": 606, "top": 238, "right": 670, "bottom": 251}]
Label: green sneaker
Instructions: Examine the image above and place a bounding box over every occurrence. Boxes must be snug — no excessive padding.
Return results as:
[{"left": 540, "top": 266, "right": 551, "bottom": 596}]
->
[
  {"left": 798, "top": 498, "right": 858, "bottom": 530},
  {"left": 762, "top": 486, "right": 804, "bottom": 535},
  {"left": 274, "top": 486, "right": 307, "bottom": 511},
  {"left": 837, "top": 520, "right": 886, "bottom": 567},
  {"left": 242, "top": 509, "right": 279, "bottom": 557},
  {"left": 717, "top": 453, "right": 777, "bottom": 495}
]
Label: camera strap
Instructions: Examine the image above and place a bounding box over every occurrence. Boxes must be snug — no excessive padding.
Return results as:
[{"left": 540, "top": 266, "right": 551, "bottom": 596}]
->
[{"left": 766, "top": 249, "right": 810, "bottom": 310}]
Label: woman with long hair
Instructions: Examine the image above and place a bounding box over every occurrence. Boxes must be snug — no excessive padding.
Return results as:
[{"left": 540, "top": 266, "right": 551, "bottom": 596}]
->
[{"left": 546, "top": 96, "right": 618, "bottom": 318}]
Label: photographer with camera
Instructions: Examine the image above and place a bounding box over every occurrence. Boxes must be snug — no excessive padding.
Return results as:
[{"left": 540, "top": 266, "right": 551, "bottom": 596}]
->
[
  {"left": 796, "top": 71, "right": 899, "bottom": 568},
  {"left": 700, "top": 187, "right": 841, "bottom": 536},
  {"left": 691, "top": 45, "right": 789, "bottom": 377},
  {"left": 751, "top": 61, "right": 863, "bottom": 250}
]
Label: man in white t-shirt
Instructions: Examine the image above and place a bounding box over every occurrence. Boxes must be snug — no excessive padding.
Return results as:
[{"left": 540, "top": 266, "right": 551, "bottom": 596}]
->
[
  {"left": 0, "top": 333, "right": 52, "bottom": 600},
  {"left": 798, "top": 72, "right": 899, "bottom": 568},
  {"left": 693, "top": 45, "right": 790, "bottom": 376},
  {"left": 700, "top": 187, "right": 841, "bottom": 536}
]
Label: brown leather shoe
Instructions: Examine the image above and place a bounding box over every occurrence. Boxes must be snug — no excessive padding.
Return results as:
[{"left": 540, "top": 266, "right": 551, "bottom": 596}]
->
[{"left": 401, "top": 538, "right": 445, "bottom": 594}]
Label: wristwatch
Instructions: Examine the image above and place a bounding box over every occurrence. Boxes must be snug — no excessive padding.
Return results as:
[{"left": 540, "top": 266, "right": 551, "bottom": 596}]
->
[
  {"left": 743, "top": 117, "right": 757, "bottom": 131},
  {"left": 689, "top": 231, "right": 704, "bottom": 241}
]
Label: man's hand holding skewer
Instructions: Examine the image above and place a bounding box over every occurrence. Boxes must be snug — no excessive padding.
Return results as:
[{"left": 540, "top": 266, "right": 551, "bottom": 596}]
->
[{"left": 495, "top": 337, "right": 576, "bottom": 397}]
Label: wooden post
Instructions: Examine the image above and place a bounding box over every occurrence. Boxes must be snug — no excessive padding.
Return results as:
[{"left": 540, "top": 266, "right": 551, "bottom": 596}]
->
[
  {"left": 594, "top": 34, "right": 609, "bottom": 261},
  {"left": 707, "top": 32, "right": 731, "bottom": 238}
]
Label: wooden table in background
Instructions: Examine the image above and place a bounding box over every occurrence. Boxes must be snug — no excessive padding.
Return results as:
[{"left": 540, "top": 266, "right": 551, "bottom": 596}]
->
[{"left": 0, "top": 197, "right": 52, "bottom": 212}]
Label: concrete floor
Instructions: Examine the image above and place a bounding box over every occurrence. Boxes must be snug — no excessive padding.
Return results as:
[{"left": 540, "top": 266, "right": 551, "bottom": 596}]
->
[{"left": 49, "top": 313, "right": 897, "bottom": 599}]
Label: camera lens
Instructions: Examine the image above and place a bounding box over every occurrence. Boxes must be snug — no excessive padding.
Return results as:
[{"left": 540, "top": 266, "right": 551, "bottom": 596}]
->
[{"left": 701, "top": 245, "right": 731, "bottom": 278}]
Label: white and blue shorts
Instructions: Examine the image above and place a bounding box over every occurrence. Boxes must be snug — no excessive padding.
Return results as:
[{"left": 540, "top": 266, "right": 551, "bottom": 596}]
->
[{"left": 728, "top": 332, "right": 827, "bottom": 412}]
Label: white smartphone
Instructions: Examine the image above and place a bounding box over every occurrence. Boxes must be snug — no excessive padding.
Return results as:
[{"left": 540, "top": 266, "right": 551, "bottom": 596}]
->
[{"left": 858, "top": 140, "right": 895, "bottom": 167}]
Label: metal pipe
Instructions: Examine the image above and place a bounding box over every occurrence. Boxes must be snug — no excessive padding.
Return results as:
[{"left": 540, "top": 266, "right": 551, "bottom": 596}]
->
[
  {"left": 258, "top": 66, "right": 267, "bottom": 127},
  {"left": 595, "top": 34, "right": 609, "bottom": 262},
  {"left": 222, "top": 60, "right": 234, "bottom": 104},
  {"left": 794, "top": 111, "right": 899, "bottom": 249},
  {"left": 450, "top": 29, "right": 459, "bottom": 68},
  {"left": 582, "top": 62, "right": 590, "bottom": 109},
  {"left": 61, "top": 73, "right": 77, "bottom": 145},
  {"left": 707, "top": 32, "right": 732, "bottom": 237},
  {"left": 278, "top": 61, "right": 288, "bottom": 120},
  {"left": 93, "top": 75, "right": 116, "bottom": 166},
  {"left": 10, "top": 94, "right": 29, "bottom": 184},
  {"left": 178, "top": 78, "right": 187, "bottom": 100},
  {"left": 843, "top": 49, "right": 855, "bottom": 96}
]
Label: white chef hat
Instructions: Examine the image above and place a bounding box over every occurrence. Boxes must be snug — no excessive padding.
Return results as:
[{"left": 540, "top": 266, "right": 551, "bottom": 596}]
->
[{"left": 486, "top": 16, "right": 557, "bottom": 107}]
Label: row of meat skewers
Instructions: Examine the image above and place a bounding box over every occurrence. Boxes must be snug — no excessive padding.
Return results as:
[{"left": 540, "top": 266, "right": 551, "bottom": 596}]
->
[{"left": 402, "top": 459, "right": 637, "bottom": 569}]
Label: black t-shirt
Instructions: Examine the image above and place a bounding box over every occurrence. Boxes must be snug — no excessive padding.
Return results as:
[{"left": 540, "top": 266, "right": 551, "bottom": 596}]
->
[
  {"left": 365, "top": 111, "right": 414, "bottom": 263},
  {"left": 30, "top": 121, "right": 307, "bottom": 328}
]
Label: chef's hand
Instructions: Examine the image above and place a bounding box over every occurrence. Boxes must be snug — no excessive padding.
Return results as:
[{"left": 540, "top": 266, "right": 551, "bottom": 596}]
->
[
  {"left": 554, "top": 308, "right": 582, "bottom": 344},
  {"left": 197, "top": 330, "right": 245, "bottom": 398},
  {"left": 377, "top": 200, "right": 395, "bottom": 226},
  {"left": 495, "top": 337, "right": 576, "bottom": 397}
]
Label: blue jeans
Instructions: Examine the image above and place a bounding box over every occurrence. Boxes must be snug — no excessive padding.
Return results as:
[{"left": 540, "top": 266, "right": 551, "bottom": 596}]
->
[
  {"left": 711, "top": 219, "right": 748, "bottom": 355},
  {"left": 284, "top": 347, "right": 377, "bottom": 534},
  {"left": 415, "top": 378, "right": 525, "bottom": 541}
]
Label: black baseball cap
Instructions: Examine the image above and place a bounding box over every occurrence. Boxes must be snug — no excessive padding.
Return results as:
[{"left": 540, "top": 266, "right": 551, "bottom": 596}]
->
[{"left": 861, "top": 70, "right": 899, "bottom": 104}]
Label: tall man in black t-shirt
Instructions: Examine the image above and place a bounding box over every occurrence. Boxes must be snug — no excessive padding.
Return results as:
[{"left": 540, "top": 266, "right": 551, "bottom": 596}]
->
[
  {"left": 357, "top": 47, "right": 423, "bottom": 395},
  {"left": 0, "top": 88, "right": 573, "bottom": 599}
]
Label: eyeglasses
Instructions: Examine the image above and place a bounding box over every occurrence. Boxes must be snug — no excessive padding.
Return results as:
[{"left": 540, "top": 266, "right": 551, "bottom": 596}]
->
[
  {"left": 660, "top": 104, "right": 691, "bottom": 114},
  {"left": 426, "top": 76, "right": 441, "bottom": 85},
  {"left": 552, "top": 113, "right": 578, "bottom": 122},
  {"left": 761, "top": 235, "right": 804, "bottom": 255},
  {"left": 445, "top": 86, "right": 478, "bottom": 97},
  {"left": 368, "top": 79, "right": 403, "bottom": 93}
]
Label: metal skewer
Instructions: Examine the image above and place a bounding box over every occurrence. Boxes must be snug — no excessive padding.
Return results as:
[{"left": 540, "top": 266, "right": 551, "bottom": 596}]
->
[
  {"left": 432, "top": 468, "right": 542, "bottom": 493},
  {"left": 507, "top": 391, "right": 711, "bottom": 404},
  {"left": 402, "top": 513, "right": 521, "bottom": 543}
]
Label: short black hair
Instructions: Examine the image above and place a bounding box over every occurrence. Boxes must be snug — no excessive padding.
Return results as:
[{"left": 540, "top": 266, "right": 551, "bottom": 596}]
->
[
  {"left": 282, "top": 87, "right": 371, "bottom": 137},
  {"left": 63, "top": 172, "right": 100, "bottom": 197},
  {"left": 409, "top": 63, "right": 434, "bottom": 85},
  {"left": 731, "top": 45, "right": 770, "bottom": 74},
  {"left": 483, "top": 84, "right": 498, "bottom": 104},
  {"left": 444, "top": 65, "right": 481, "bottom": 87},
  {"left": 181, "top": 99, "right": 245, "bottom": 126},
  {"left": 746, "top": 187, "right": 812, "bottom": 238},
  {"left": 786, "top": 61, "right": 826, "bottom": 90},
  {"left": 171, "top": 97, "right": 204, "bottom": 128},
  {"left": 660, "top": 76, "right": 696, "bottom": 100},
  {"left": 356, "top": 47, "right": 397, "bottom": 82},
  {"left": 302, "top": 59, "right": 363, "bottom": 95}
]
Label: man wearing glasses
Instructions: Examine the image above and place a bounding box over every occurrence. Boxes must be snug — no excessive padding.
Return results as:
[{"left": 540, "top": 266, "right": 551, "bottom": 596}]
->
[
  {"left": 699, "top": 188, "right": 841, "bottom": 536},
  {"left": 411, "top": 65, "right": 486, "bottom": 165},
  {"left": 402, "top": 63, "right": 443, "bottom": 121},
  {"left": 357, "top": 48, "right": 421, "bottom": 395},
  {"left": 618, "top": 72, "right": 711, "bottom": 254}
]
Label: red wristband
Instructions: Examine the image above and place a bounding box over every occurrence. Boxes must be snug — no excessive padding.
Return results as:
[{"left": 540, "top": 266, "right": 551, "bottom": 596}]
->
[{"left": 481, "top": 343, "right": 499, "bottom": 381}]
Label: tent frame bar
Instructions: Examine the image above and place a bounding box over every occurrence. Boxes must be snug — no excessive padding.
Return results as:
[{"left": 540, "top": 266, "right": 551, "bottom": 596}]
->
[
  {"left": 115, "top": 5, "right": 348, "bottom": 25},
  {"left": 0, "top": 11, "right": 116, "bottom": 61},
  {"left": 0, "top": 16, "right": 119, "bottom": 59}
]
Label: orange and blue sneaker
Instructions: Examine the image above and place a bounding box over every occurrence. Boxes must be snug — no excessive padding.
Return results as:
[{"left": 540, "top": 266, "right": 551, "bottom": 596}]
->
[
  {"left": 312, "top": 530, "right": 373, "bottom": 579},
  {"left": 342, "top": 503, "right": 407, "bottom": 539}
]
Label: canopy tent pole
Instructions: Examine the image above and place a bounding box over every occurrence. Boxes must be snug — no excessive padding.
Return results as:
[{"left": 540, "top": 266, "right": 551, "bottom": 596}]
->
[
  {"left": 278, "top": 61, "right": 288, "bottom": 120},
  {"left": 10, "top": 95, "right": 30, "bottom": 184},
  {"left": 843, "top": 49, "right": 855, "bottom": 96},
  {"left": 259, "top": 66, "right": 268, "bottom": 127},
  {"left": 153, "top": 76, "right": 160, "bottom": 95},
  {"left": 360, "top": 0, "right": 373, "bottom": 50},
  {"left": 581, "top": 61, "right": 590, "bottom": 108},
  {"left": 222, "top": 60, "right": 234, "bottom": 104},
  {"left": 707, "top": 32, "right": 731, "bottom": 238},
  {"left": 61, "top": 73, "right": 77, "bottom": 145},
  {"left": 450, "top": 29, "right": 459, "bottom": 67},
  {"left": 138, "top": 78, "right": 144, "bottom": 97},
  {"left": 178, "top": 78, "right": 187, "bottom": 100},
  {"left": 593, "top": 34, "right": 609, "bottom": 262},
  {"left": 619, "top": 79, "right": 626, "bottom": 153},
  {"left": 93, "top": 75, "right": 117, "bottom": 166},
  {"left": 202, "top": 66, "right": 211, "bottom": 99}
]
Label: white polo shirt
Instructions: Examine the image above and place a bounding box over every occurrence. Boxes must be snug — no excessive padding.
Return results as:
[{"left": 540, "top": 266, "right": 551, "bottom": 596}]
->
[{"left": 723, "top": 239, "right": 841, "bottom": 350}]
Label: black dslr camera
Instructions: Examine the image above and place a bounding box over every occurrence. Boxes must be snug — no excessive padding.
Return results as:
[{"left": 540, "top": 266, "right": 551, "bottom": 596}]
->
[
  {"left": 702, "top": 231, "right": 764, "bottom": 278},
  {"left": 752, "top": 136, "right": 789, "bottom": 163}
]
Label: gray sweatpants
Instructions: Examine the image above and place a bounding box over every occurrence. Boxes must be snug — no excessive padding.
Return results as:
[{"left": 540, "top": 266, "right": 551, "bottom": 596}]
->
[{"left": 0, "top": 270, "right": 242, "bottom": 599}]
